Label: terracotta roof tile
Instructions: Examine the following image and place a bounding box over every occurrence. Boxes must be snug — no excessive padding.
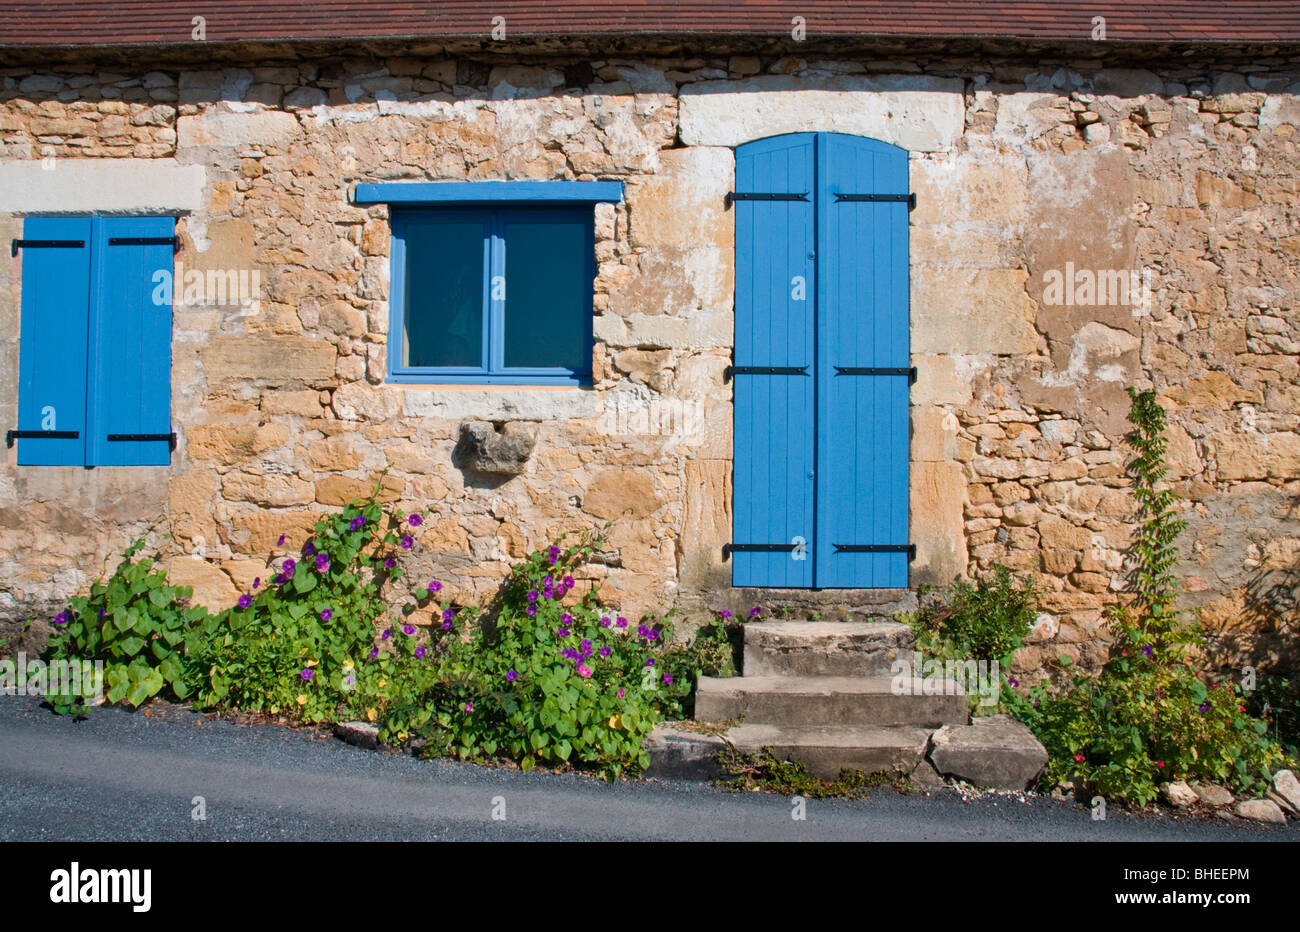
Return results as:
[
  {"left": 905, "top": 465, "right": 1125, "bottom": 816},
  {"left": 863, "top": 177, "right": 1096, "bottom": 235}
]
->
[{"left": 2, "top": 0, "right": 1299, "bottom": 48}]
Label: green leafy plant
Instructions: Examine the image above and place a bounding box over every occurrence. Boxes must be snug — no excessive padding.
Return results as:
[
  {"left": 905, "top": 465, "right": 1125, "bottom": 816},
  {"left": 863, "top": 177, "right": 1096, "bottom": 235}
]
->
[
  {"left": 1009, "top": 389, "right": 1292, "bottom": 806},
  {"left": 44, "top": 537, "right": 206, "bottom": 713},
  {"left": 187, "top": 484, "right": 435, "bottom": 724},
  {"left": 715, "top": 746, "right": 899, "bottom": 798},
  {"left": 402, "top": 533, "right": 717, "bottom": 779}
]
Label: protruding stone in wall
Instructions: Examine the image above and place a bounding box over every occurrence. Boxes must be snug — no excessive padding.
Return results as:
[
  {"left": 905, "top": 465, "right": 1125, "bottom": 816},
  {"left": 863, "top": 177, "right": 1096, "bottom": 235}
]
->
[{"left": 456, "top": 421, "right": 538, "bottom": 476}]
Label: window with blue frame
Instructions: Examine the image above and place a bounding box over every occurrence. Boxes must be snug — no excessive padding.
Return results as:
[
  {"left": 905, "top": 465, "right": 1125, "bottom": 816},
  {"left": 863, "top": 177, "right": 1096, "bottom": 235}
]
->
[
  {"left": 10, "top": 215, "right": 175, "bottom": 467},
  {"left": 357, "top": 181, "right": 624, "bottom": 385}
]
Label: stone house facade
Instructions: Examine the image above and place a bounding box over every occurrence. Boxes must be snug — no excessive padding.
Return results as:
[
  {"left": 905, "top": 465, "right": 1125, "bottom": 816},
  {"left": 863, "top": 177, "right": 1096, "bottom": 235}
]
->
[{"left": 1, "top": 3, "right": 1298, "bottom": 678}]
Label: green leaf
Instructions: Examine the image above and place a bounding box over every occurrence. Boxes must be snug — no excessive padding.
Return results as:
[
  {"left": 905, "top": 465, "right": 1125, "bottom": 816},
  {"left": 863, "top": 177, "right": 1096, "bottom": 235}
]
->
[{"left": 118, "top": 635, "right": 146, "bottom": 657}]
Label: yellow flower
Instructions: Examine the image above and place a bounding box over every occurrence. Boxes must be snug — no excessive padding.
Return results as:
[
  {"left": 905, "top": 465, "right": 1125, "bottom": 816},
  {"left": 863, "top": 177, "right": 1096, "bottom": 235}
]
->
[
  {"left": 378, "top": 679, "right": 387, "bottom": 688},
  {"left": 366, "top": 708, "right": 378, "bottom": 722},
  {"left": 608, "top": 714, "right": 623, "bottom": 730},
  {"left": 296, "top": 694, "right": 309, "bottom": 706},
  {"left": 307, "top": 659, "right": 318, "bottom": 668}
]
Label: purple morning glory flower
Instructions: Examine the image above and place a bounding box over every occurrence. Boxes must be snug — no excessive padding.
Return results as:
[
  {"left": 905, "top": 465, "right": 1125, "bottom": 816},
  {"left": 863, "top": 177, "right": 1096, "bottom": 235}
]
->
[
  {"left": 637, "top": 625, "right": 649, "bottom": 637},
  {"left": 646, "top": 629, "right": 659, "bottom": 642},
  {"left": 381, "top": 628, "right": 391, "bottom": 641},
  {"left": 1200, "top": 701, "right": 1211, "bottom": 713},
  {"left": 558, "top": 627, "right": 571, "bottom": 638},
  {"left": 617, "top": 688, "right": 626, "bottom": 699},
  {"left": 98, "top": 609, "right": 107, "bottom": 619},
  {"left": 580, "top": 642, "right": 593, "bottom": 659},
  {"left": 548, "top": 545, "right": 560, "bottom": 564},
  {"left": 415, "top": 646, "right": 427, "bottom": 660},
  {"left": 663, "top": 674, "right": 673, "bottom": 685},
  {"left": 275, "top": 572, "right": 289, "bottom": 585},
  {"left": 315, "top": 553, "right": 330, "bottom": 572},
  {"left": 616, "top": 616, "right": 628, "bottom": 629},
  {"left": 427, "top": 579, "right": 442, "bottom": 594},
  {"left": 300, "top": 669, "right": 314, "bottom": 681},
  {"left": 562, "top": 575, "right": 574, "bottom": 588},
  {"left": 401, "top": 536, "right": 413, "bottom": 550},
  {"left": 599, "top": 646, "right": 612, "bottom": 658},
  {"left": 369, "top": 647, "right": 379, "bottom": 660},
  {"left": 282, "top": 558, "right": 296, "bottom": 574},
  {"left": 54, "top": 611, "right": 69, "bottom": 626},
  {"left": 349, "top": 516, "right": 366, "bottom": 531},
  {"left": 237, "top": 594, "right": 252, "bottom": 609},
  {"left": 253, "top": 577, "right": 261, "bottom": 590},
  {"left": 645, "top": 658, "right": 655, "bottom": 667},
  {"left": 749, "top": 606, "right": 761, "bottom": 617},
  {"left": 403, "top": 624, "right": 416, "bottom": 636},
  {"left": 442, "top": 609, "right": 454, "bottom": 622},
  {"left": 506, "top": 670, "right": 518, "bottom": 683},
  {"left": 384, "top": 557, "right": 396, "bottom": 569},
  {"left": 600, "top": 616, "right": 611, "bottom": 628},
  {"left": 720, "top": 609, "right": 732, "bottom": 618},
  {"left": 526, "top": 605, "right": 537, "bottom": 618},
  {"left": 527, "top": 590, "right": 539, "bottom": 603},
  {"left": 276, "top": 533, "right": 286, "bottom": 546},
  {"left": 303, "top": 542, "right": 316, "bottom": 557},
  {"left": 320, "top": 609, "right": 332, "bottom": 621},
  {"left": 464, "top": 702, "right": 474, "bottom": 713},
  {"left": 1141, "top": 645, "right": 1153, "bottom": 657},
  {"left": 1008, "top": 676, "right": 1019, "bottom": 688},
  {"left": 561, "top": 612, "right": 573, "bottom": 624},
  {"left": 442, "top": 618, "right": 453, "bottom": 631},
  {"left": 409, "top": 514, "right": 422, "bottom": 527}
]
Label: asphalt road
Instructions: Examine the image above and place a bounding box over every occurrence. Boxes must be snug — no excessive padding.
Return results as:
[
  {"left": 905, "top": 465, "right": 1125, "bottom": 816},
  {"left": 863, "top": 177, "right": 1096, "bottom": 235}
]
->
[{"left": 0, "top": 694, "right": 1293, "bottom": 842}]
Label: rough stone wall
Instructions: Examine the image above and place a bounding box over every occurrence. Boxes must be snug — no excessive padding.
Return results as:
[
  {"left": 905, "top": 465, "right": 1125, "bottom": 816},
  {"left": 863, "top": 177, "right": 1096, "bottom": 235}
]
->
[{"left": 0, "top": 53, "right": 1297, "bottom": 677}]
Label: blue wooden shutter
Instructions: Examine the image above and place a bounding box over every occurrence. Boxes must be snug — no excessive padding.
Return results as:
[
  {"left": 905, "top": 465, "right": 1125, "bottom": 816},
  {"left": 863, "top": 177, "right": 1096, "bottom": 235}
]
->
[
  {"left": 90, "top": 216, "right": 175, "bottom": 466},
  {"left": 732, "top": 135, "right": 816, "bottom": 587},
  {"left": 815, "top": 135, "right": 911, "bottom": 588},
  {"left": 15, "top": 217, "right": 92, "bottom": 466}
]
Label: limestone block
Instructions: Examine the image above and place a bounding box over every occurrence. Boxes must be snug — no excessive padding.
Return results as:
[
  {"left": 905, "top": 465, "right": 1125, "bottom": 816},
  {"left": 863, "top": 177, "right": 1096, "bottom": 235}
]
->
[
  {"left": 164, "top": 556, "right": 239, "bottom": 611},
  {"left": 201, "top": 337, "right": 337, "bottom": 387},
  {"left": 910, "top": 461, "right": 967, "bottom": 586},
  {"left": 221, "top": 471, "right": 315, "bottom": 507},
  {"left": 910, "top": 155, "right": 1028, "bottom": 227},
  {"left": 581, "top": 469, "right": 663, "bottom": 520},
  {"left": 332, "top": 380, "right": 403, "bottom": 421},
  {"left": 911, "top": 405, "right": 960, "bottom": 462},
  {"left": 404, "top": 388, "right": 603, "bottom": 421},
  {"left": 177, "top": 105, "right": 301, "bottom": 149},
  {"left": 913, "top": 269, "right": 1038, "bottom": 355},
  {"left": 261, "top": 390, "right": 323, "bottom": 417},
  {"left": 314, "top": 474, "right": 403, "bottom": 506},
  {"left": 186, "top": 423, "right": 289, "bottom": 462},
  {"left": 679, "top": 75, "right": 965, "bottom": 151},
  {"left": 1215, "top": 433, "right": 1300, "bottom": 481},
  {"left": 911, "top": 355, "right": 974, "bottom": 406}
]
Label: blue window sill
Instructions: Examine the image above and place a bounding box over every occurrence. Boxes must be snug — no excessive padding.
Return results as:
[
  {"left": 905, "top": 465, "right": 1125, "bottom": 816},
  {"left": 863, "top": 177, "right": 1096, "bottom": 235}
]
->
[{"left": 356, "top": 181, "right": 624, "bottom": 205}]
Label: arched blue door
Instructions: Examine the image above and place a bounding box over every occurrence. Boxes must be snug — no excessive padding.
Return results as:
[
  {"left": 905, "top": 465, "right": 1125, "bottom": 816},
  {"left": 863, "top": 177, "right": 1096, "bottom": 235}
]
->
[{"left": 731, "top": 132, "right": 911, "bottom": 589}]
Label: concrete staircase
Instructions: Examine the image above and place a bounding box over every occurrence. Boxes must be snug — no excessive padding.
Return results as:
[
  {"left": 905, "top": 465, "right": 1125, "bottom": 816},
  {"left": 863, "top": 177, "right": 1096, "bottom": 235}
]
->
[{"left": 647, "top": 614, "right": 1049, "bottom": 788}]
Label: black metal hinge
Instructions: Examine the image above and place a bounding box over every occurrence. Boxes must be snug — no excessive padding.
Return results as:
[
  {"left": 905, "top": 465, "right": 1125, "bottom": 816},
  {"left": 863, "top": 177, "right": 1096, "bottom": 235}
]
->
[
  {"left": 723, "top": 543, "right": 803, "bottom": 558},
  {"left": 107, "top": 236, "right": 181, "bottom": 253},
  {"left": 834, "top": 366, "right": 918, "bottom": 383},
  {"left": 726, "top": 192, "right": 809, "bottom": 207},
  {"left": 833, "top": 192, "right": 916, "bottom": 210},
  {"left": 107, "top": 432, "right": 177, "bottom": 451},
  {"left": 10, "top": 239, "right": 84, "bottom": 257},
  {"left": 725, "top": 365, "right": 810, "bottom": 380},
  {"left": 6, "top": 429, "right": 79, "bottom": 448},
  {"left": 834, "top": 543, "right": 916, "bottom": 561}
]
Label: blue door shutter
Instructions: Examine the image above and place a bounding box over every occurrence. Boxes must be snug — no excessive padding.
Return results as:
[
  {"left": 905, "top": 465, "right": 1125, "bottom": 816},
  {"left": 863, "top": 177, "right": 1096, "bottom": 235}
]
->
[
  {"left": 90, "top": 216, "right": 175, "bottom": 466},
  {"left": 15, "top": 217, "right": 91, "bottom": 466},
  {"left": 816, "top": 135, "right": 911, "bottom": 588},
  {"left": 731, "top": 134, "right": 816, "bottom": 587}
]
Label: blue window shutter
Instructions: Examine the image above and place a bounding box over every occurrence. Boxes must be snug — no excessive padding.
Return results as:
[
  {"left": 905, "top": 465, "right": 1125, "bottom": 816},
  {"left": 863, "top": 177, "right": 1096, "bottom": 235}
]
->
[
  {"left": 16, "top": 217, "right": 92, "bottom": 466},
  {"left": 90, "top": 216, "right": 175, "bottom": 466},
  {"left": 816, "top": 135, "right": 911, "bottom": 588},
  {"left": 732, "top": 134, "right": 816, "bottom": 587}
]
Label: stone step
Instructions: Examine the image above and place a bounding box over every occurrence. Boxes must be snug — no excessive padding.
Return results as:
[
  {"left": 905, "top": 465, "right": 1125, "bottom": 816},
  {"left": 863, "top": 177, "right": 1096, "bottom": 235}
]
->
[
  {"left": 696, "top": 675, "right": 967, "bottom": 727},
  {"left": 718, "top": 587, "right": 916, "bottom": 624},
  {"left": 742, "top": 620, "right": 914, "bottom": 677},
  {"left": 726, "top": 723, "right": 932, "bottom": 780}
]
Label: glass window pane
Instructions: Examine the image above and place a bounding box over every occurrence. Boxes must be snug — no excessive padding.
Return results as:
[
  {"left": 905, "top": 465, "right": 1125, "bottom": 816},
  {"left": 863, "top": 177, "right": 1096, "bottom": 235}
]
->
[
  {"left": 502, "top": 218, "right": 588, "bottom": 371},
  {"left": 403, "top": 220, "right": 484, "bottom": 369}
]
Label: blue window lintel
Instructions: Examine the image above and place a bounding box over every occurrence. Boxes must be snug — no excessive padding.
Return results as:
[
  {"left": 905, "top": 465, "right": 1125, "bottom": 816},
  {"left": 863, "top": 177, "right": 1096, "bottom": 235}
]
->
[{"left": 355, "top": 180, "right": 624, "bottom": 206}]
